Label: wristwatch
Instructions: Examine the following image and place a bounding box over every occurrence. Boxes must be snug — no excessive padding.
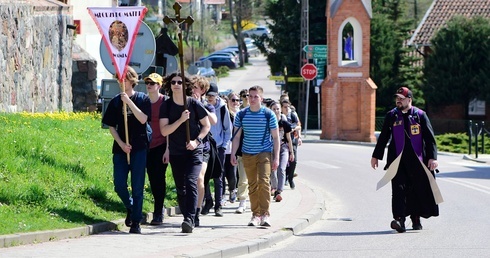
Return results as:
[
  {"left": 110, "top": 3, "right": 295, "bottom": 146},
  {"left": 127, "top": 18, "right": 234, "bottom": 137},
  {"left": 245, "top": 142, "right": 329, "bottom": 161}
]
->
[{"left": 196, "top": 137, "right": 203, "bottom": 144}]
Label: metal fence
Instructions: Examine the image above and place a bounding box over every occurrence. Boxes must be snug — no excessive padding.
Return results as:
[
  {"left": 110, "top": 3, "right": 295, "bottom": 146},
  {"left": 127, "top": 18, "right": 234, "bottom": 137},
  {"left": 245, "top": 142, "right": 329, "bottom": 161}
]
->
[{"left": 375, "top": 117, "right": 490, "bottom": 155}]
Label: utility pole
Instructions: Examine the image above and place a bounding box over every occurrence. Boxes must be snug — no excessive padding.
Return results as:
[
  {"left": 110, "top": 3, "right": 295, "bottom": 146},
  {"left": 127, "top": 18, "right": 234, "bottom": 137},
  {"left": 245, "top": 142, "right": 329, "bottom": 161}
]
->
[
  {"left": 298, "top": 0, "right": 309, "bottom": 125},
  {"left": 200, "top": 0, "right": 205, "bottom": 48},
  {"left": 190, "top": 0, "right": 195, "bottom": 63}
]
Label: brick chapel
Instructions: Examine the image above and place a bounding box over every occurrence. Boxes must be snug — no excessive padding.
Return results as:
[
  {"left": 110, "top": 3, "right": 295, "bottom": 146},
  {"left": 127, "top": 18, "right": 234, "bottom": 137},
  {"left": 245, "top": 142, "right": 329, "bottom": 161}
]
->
[{"left": 321, "top": 0, "right": 377, "bottom": 142}]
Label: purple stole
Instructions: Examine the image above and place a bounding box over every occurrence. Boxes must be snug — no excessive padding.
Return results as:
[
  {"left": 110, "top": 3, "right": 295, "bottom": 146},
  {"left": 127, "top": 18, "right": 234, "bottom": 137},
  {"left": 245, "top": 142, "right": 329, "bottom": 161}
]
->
[{"left": 392, "top": 108, "right": 423, "bottom": 161}]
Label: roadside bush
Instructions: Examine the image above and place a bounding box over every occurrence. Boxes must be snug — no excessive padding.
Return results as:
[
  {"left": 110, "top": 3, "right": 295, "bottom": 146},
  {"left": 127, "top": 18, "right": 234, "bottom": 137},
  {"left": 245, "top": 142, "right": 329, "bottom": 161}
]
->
[
  {"left": 215, "top": 66, "right": 230, "bottom": 77},
  {"left": 435, "top": 132, "right": 490, "bottom": 154}
]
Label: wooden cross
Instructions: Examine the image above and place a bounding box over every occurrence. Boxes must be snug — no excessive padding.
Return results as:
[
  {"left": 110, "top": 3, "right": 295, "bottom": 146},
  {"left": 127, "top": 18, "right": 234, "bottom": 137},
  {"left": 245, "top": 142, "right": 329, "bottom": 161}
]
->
[{"left": 163, "top": 3, "right": 194, "bottom": 143}]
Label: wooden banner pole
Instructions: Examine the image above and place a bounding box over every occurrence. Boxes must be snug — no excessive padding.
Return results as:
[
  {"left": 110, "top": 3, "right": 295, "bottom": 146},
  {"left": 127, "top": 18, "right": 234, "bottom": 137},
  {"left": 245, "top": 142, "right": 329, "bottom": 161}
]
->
[{"left": 163, "top": 2, "right": 194, "bottom": 144}]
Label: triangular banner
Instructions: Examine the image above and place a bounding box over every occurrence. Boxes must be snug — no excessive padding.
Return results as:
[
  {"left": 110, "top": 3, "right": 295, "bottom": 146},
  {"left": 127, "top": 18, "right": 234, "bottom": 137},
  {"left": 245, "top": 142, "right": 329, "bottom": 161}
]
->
[{"left": 88, "top": 6, "right": 147, "bottom": 81}]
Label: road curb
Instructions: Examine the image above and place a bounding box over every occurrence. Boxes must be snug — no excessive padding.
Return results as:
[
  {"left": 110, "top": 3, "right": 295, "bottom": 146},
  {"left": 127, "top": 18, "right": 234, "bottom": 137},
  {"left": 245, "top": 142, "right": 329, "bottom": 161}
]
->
[{"left": 187, "top": 185, "right": 326, "bottom": 258}]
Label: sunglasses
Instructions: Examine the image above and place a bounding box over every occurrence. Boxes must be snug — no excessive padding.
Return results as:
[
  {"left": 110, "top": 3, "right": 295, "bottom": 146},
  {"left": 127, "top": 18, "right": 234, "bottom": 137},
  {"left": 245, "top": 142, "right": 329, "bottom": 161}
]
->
[
  {"left": 171, "top": 80, "right": 183, "bottom": 85},
  {"left": 231, "top": 99, "right": 240, "bottom": 102},
  {"left": 145, "top": 81, "right": 156, "bottom": 85},
  {"left": 241, "top": 94, "right": 249, "bottom": 98}
]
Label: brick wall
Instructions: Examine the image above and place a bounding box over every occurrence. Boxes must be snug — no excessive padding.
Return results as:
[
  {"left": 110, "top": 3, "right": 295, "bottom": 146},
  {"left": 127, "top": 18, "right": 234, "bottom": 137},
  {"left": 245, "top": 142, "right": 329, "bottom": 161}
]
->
[{"left": 321, "top": 0, "right": 377, "bottom": 142}]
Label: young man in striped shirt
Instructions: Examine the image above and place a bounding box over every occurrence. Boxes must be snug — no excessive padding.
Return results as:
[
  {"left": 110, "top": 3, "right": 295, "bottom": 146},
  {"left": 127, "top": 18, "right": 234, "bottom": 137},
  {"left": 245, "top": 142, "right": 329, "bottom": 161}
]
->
[{"left": 230, "top": 85, "right": 280, "bottom": 227}]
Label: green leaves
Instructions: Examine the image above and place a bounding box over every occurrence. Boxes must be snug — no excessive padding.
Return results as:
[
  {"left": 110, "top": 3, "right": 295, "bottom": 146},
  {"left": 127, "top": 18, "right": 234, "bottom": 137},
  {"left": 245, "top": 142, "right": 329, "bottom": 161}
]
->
[{"left": 424, "top": 16, "right": 490, "bottom": 108}]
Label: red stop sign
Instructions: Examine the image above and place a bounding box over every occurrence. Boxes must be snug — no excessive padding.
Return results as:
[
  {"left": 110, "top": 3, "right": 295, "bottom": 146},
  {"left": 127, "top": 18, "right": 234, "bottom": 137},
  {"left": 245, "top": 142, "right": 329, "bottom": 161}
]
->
[{"left": 301, "top": 63, "right": 317, "bottom": 80}]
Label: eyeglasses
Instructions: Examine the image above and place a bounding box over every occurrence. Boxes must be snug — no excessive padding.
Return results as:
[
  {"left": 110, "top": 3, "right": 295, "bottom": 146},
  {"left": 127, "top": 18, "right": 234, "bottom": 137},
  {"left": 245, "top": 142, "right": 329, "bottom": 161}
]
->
[
  {"left": 241, "top": 94, "right": 249, "bottom": 98},
  {"left": 231, "top": 99, "right": 240, "bottom": 102},
  {"left": 395, "top": 97, "right": 407, "bottom": 101},
  {"left": 171, "top": 80, "right": 183, "bottom": 85},
  {"left": 145, "top": 81, "right": 156, "bottom": 85}
]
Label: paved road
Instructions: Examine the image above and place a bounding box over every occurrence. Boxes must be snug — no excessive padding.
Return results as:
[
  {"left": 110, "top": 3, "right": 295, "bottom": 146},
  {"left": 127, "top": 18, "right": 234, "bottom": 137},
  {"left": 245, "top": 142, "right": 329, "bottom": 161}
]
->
[
  {"left": 214, "top": 55, "right": 281, "bottom": 100},
  {"left": 243, "top": 144, "right": 490, "bottom": 257}
]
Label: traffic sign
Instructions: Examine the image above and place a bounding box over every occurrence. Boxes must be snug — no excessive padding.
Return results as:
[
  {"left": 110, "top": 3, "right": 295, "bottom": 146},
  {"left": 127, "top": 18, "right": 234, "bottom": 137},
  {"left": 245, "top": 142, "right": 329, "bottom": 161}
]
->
[
  {"left": 269, "top": 75, "right": 285, "bottom": 80},
  {"left": 303, "top": 45, "right": 327, "bottom": 53},
  {"left": 315, "top": 59, "right": 326, "bottom": 80},
  {"left": 307, "top": 52, "right": 327, "bottom": 59},
  {"left": 301, "top": 63, "right": 317, "bottom": 80},
  {"left": 287, "top": 77, "right": 304, "bottom": 82}
]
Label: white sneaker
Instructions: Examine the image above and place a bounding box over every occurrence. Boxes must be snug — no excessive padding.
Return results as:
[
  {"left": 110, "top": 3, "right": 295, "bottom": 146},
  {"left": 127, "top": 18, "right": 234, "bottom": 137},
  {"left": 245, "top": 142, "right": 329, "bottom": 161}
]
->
[
  {"left": 248, "top": 216, "right": 261, "bottom": 226},
  {"left": 260, "top": 215, "right": 271, "bottom": 227},
  {"left": 236, "top": 200, "right": 246, "bottom": 214}
]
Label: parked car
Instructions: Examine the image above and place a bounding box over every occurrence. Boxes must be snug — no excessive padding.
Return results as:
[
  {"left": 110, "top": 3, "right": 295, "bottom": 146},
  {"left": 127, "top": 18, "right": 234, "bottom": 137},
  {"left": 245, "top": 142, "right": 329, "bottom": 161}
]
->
[
  {"left": 242, "top": 26, "right": 270, "bottom": 38},
  {"left": 198, "top": 53, "right": 235, "bottom": 61},
  {"left": 211, "top": 50, "right": 239, "bottom": 62},
  {"left": 197, "top": 66, "right": 216, "bottom": 77},
  {"left": 203, "top": 56, "right": 238, "bottom": 69},
  {"left": 221, "top": 46, "right": 250, "bottom": 58}
]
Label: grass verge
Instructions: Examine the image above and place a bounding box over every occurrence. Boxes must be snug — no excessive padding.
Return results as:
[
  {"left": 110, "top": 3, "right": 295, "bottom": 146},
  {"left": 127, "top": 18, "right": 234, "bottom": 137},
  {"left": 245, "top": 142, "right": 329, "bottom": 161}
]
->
[{"left": 0, "top": 112, "right": 176, "bottom": 235}]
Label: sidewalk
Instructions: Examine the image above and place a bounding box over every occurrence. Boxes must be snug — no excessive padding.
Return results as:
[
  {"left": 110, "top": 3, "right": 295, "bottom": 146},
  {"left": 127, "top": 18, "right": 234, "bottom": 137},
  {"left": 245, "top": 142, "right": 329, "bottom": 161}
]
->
[{"left": 0, "top": 179, "right": 325, "bottom": 258}]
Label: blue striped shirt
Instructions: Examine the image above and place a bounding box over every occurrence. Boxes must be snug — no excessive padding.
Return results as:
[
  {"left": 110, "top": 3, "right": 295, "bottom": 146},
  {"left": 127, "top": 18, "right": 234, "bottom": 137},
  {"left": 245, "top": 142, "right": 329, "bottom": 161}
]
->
[{"left": 234, "top": 106, "right": 278, "bottom": 155}]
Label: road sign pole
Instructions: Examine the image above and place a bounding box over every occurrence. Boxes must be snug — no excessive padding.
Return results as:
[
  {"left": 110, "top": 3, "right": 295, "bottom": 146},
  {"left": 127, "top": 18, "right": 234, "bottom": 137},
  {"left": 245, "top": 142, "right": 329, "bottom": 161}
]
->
[{"left": 304, "top": 79, "right": 310, "bottom": 137}]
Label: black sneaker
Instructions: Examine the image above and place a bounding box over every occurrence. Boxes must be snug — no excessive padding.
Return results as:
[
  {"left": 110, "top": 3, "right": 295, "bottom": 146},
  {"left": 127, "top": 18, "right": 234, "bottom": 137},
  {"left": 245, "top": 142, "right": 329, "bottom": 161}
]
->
[
  {"left": 150, "top": 213, "right": 163, "bottom": 225},
  {"left": 181, "top": 218, "right": 194, "bottom": 233},
  {"left": 125, "top": 208, "right": 132, "bottom": 227},
  {"left": 215, "top": 207, "right": 223, "bottom": 217},
  {"left": 390, "top": 218, "right": 406, "bottom": 233},
  {"left": 201, "top": 199, "right": 213, "bottom": 215},
  {"left": 129, "top": 223, "right": 141, "bottom": 234}
]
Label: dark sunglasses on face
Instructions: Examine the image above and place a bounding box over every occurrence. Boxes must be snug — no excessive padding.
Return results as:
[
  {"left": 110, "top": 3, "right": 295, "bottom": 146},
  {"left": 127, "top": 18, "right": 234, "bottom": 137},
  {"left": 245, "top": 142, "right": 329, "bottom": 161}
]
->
[
  {"left": 171, "top": 80, "right": 183, "bottom": 85},
  {"left": 231, "top": 99, "right": 240, "bottom": 102},
  {"left": 145, "top": 81, "right": 156, "bottom": 85},
  {"left": 241, "top": 94, "right": 249, "bottom": 98}
]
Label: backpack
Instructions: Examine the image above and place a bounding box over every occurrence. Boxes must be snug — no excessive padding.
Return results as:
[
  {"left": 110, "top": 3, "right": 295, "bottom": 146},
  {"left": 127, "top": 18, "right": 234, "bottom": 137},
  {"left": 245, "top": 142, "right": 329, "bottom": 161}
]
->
[{"left": 232, "top": 106, "right": 273, "bottom": 156}]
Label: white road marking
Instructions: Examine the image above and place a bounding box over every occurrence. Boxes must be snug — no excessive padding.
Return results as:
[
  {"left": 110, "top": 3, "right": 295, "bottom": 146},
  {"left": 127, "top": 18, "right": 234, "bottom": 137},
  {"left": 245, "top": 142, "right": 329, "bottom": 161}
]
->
[
  {"left": 302, "top": 160, "right": 340, "bottom": 169},
  {"left": 438, "top": 177, "right": 490, "bottom": 195}
]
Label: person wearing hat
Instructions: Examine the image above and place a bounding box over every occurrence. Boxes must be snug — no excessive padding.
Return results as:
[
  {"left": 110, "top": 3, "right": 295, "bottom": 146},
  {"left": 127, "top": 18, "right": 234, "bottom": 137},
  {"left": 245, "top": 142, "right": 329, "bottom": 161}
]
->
[
  {"left": 143, "top": 73, "right": 169, "bottom": 226},
  {"left": 102, "top": 66, "right": 151, "bottom": 234},
  {"left": 371, "top": 87, "right": 439, "bottom": 233},
  {"left": 203, "top": 82, "right": 232, "bottom": 217}
]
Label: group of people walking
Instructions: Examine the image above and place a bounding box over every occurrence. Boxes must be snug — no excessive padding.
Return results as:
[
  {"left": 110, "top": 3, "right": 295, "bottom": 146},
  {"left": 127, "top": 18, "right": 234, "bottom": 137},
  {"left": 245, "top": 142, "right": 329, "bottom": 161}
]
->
[
  {"left": 102, "top": 67, "right": 302, "bottom": 234},
  {"left": 102, "top": 66, "right": 441, "bottom": 234}
]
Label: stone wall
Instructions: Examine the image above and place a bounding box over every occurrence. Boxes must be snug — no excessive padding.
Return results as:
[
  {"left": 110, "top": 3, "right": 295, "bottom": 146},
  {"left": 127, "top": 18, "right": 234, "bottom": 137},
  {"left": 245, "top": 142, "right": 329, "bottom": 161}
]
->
[
  {"left": 72, "top": 43, "right": 98, "bottom": 112},
  {"left": 0, "top": 0, "right": 73, "bottom": 113}
]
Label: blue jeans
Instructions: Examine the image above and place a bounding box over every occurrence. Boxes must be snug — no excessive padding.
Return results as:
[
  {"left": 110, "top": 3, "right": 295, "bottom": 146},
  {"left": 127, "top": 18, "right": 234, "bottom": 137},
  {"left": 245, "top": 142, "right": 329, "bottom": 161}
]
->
[
  {"left": 270, "top": 143, "right": 289, "bottom": 192},
  {"left": 113, "top": 149, "right": 147, "bottom": 224}
]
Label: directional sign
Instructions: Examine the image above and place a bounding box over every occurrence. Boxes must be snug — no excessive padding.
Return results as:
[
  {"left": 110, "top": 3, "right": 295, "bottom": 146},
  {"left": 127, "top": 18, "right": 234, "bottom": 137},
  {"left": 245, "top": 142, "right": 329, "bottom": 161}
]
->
[
  {"left": 301, "top": 63, "right": 317, "bottom": 80},
  {"left": 315, "top": 59, "right": 326, "bottom": 80},
  {"left": 270, "top": 75, "right": 285, "bottom": 80},
  {"left": 303, "top": 45, "right": 327, "bottom": 53},
  {"left": 307, "top": 52, "right": 327, "bottom": 59},
  {"left": 287, "top": 77, "right": 304, "bottom": 82}
]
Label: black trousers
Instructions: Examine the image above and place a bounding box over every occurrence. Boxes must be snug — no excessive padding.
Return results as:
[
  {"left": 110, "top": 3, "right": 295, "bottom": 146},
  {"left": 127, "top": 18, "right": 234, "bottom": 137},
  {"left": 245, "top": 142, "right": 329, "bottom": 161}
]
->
[
  {"left": 170, "top": 149, "right": 202, "bottom": 223},
  {"left": 222, "top": 153, "right": 237, "bottom": 195},
  {"left": 391, "top": 152, "right": 439, "bottom": 219},
  {"left": 146, "top": 143, "right": 169, "bottom": 215}
]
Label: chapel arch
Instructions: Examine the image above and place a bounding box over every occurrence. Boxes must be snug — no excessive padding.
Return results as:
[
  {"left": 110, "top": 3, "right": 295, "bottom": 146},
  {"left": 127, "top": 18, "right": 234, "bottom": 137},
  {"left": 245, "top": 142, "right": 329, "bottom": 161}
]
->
[{"left": 338, "top": 18, "right": 362, "bottom": 67}]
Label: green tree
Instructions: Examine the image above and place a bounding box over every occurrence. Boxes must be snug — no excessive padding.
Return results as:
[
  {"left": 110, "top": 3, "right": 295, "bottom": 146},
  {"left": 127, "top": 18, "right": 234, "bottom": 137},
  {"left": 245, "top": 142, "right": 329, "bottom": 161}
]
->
[
  {"left": 263, "top": 0, "right": 325, "bottom": 114},
  {"left": 228, "top": 0, "right": 254, "bottom": 66},
  {"left": 370, "top": 0, "right": 422, "bottom": 115},
  {"left": 423, "top": 16, "right": 490, "bottom": 118}
]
